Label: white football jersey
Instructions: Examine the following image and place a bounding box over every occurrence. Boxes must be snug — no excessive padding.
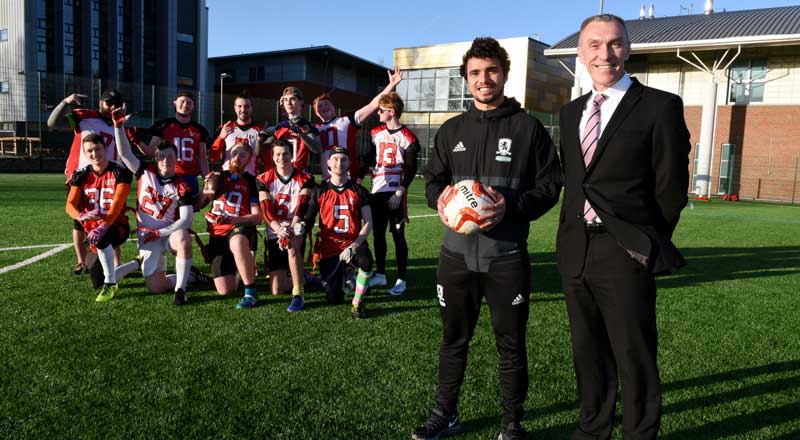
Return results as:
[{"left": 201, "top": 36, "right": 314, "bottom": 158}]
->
[
  {"left": 135, "top": 165, "right": 193, "bottom": 230},
  {"left": 221, "top": 123, "right": 262, "bottom": 175},
  {"left": 370, "top": 125, "right": 418, "bottom": 194}
]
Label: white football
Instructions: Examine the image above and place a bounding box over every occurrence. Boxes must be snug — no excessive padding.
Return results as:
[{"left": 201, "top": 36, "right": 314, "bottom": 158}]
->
[{"left": 442, "top": 179, "right": 498, "bottom": 235}]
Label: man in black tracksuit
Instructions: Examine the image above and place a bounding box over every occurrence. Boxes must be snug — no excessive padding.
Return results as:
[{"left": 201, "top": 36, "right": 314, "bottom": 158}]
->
[{"left": 412, "top": 38, "right": 562, "bottom": 440}]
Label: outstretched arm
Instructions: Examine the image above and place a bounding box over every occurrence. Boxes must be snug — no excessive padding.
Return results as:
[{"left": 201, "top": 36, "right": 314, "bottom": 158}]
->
[
  {"left": 354, "top": 68, "right": 403, "bottom": 124},
  {"left": 48, "top": 93, "right": 87, "bottom": 129}
]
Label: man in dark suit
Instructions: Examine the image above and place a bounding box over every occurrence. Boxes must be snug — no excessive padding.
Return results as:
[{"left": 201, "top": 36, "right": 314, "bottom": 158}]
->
[{"left": 557, "top": 14, "right": 690, "bottom": 439}]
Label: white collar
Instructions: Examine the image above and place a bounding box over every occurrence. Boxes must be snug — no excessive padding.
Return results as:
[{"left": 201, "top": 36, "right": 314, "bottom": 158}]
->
[{"left": 591, "top": 73, "right": 632, "bottom": 102}]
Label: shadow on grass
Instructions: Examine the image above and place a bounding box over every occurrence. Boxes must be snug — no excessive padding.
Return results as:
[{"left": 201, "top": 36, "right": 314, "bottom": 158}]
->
[{"left": 461, "top": 359, "right": 800, "bottom": 438}]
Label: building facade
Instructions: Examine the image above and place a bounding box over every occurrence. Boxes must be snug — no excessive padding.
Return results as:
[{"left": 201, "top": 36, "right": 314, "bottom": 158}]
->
[
  {"left": 393, "top": 37, "right": 574, "bottom": 169},
  {"left": 545, "top": 4, "right": 800, "bottom": 202},
  {"left": 0, "top": 0, "right": 210, "bottom": 146}
]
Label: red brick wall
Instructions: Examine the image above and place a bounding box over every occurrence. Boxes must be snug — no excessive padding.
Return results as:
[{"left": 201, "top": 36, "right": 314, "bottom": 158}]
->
[{"left": 685, "top": 105, "right": 800, "bottom": 201}]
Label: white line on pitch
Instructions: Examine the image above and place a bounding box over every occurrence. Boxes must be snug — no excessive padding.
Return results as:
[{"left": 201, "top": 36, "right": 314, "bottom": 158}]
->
[{"left": 0, "top": 244, "right": 72, "bottom": 275}]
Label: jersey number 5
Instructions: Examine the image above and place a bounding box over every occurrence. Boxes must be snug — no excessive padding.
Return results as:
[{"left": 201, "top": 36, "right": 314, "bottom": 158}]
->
[{"left": 333, "top": 204, "right": 350, "bottom": 234}]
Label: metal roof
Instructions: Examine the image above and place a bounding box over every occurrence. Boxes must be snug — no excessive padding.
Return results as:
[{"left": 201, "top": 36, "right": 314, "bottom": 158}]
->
[
  {"left": 209, "top": 45, "right": 389, "bottom": 71},
  {"left": 545, "top": 6, "right": 800, "bottom": 57}
]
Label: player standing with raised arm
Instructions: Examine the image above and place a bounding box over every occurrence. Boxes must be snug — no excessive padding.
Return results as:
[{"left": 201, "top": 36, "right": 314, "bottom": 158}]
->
[
  {"left": 414, "top": 37, "right": 562, "bottom": 440},
  {"left": 48, "top": 89, "right": 131, "bottom": 275},
  {"left": 113, "top": 106, "right": 198, "bottom": 305},
  {"left": 209, "top": 92, "right": 263, "bottom": 176},
  {"left": 256, "top": 140, "right": 315, "bottom": 312},
  {"left": 138, "top": 91, "right": 209, "bottom": 203},
  {"left": 367, "top": 92, "right": 419, "bottom": 295},
  {"left": 312, "top": 68, "right": 403, "bottom": 182},
  {"left": 201, "top": 143, "right": 262, "bottom": 308},
  {"left": 65, "top": 133, "right": 134, "bottom": 302},
  {"left": 304, "top": 147, "right": 373, "bottom": 318}
]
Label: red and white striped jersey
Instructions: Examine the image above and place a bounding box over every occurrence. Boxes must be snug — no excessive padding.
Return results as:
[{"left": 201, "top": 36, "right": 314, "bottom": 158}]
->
[
  {"left": 255, "top": 168, "right": 315, "bottom": 240},
  {"left": 217, "top": 122, "right": 262, "bottom": 175},
  {"left": 370, "top": 125, "right": 418, "bottom": 194},
  {"left": 65, "top": 109, "right": 118, "bottom": 179},
  {"left": 134, "top": 164, "right": 193, "bottom": 231},
  {"left": 316, "top": 113, "right": 362, "bottom": 181},
  {"left": 206, "top": 171, "right": 258, "bottom": 237}
]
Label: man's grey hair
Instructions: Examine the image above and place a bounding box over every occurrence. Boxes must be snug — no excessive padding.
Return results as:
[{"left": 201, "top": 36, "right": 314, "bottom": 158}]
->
[{"left": 579, "top": 14, "right": 630, "bottom": 45}]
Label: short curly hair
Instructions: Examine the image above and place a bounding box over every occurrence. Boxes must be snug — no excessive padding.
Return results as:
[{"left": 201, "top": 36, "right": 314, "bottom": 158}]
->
[{"left": 459, "top": 37, "right": 511, "bottom": 78}]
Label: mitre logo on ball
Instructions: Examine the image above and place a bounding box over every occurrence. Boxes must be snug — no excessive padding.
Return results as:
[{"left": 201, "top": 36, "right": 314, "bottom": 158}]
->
[{"left": 442, "top": 179, "right": 498, "bottom": 235}]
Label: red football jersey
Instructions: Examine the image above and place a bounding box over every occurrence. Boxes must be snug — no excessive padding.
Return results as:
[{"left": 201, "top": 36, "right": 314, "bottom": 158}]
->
[
  {"left": 150, "top": 118, "right": 209, "bottom": 176},
  {"left": 255, "top": 168, "right": 315, "bottom": 239},
  {"left": 69, "top": 162, "right": 133, "bottom": 231},
  {"left": 64, "top": 109, "right": 118, "bottom": 179},
  {"left": 135, "top": 164, "right": 193, "bottom": 231},
  {"left": 308, "top": 181, "right": 370, "bottom": 259},
  {"left": 274, "top": 117, "right": 318, "bottom": 173},
  {"left": 206, "top": 171, "right": 258, "bottom": 237},
  {"left": 316, "top": 113, "right": 362, "bottom": 181}
]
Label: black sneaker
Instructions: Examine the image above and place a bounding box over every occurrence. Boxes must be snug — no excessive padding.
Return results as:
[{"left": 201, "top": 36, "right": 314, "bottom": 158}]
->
[
  {"left": 189, "top": 266, "right": 212, "bottom": 285},
  {"left": 72, "top": 262, "right": 88, "bottom": 275},
  {"left": 496, "top": 422, "right": 527, "bottom": 440},
  {"left": 351, "top": 302, "right": 366, "bottom": 319},
  {"left": 411, "top": 407, "right": 460, "bottom": 440},
  {"left": 173, "top": 288, "right": 188, "bottom": 306}
]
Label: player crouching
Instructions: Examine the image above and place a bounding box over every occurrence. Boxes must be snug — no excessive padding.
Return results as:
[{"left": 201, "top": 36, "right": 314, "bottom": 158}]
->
[
  {"left": 200, "top": 143, "right": 262, "bottom": 308},
  {"left": 304, "top": 147, "right": 374, "bottom": 318},
  {"left": 256, "top": 140, "right": 315, "bottom": 312},
  {"left": 113, "top": 108, "right": 200, "bottom": 305},
  {"left": 65, "top": 133, "right": 133, "bottom": 302}
]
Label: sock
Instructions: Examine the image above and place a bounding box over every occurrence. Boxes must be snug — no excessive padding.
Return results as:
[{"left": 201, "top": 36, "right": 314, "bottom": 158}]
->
[
  {"left": 353, "top": 269, "right": 372, "bottom": 306},
  {"left": 292, "top": 284, "right": 304, "bottom": 296},
  {"left": 174, "top": 258, "right": 191, "bottom": 291},
  {"left": 98, "top": 246, "right": 116, "bottom": 284},
  {"left": 114, "top": 260, "right": 139, "bottom": 282},
  {"left": 244, "top": 284, "right": 257, "bottom": 298}
]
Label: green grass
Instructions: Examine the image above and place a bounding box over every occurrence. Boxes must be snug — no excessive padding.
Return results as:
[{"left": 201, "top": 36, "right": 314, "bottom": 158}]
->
[{"left": 1, "top": 174, "right": 799, "bottom": 439}]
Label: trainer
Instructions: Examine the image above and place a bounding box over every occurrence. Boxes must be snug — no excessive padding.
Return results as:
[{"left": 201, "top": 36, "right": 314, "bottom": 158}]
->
[
  {"left": 415, "top": 37, "right": 562, "bottom": 440},
  {"left": 557, "top": 14, "right": 690, "bottom": 439}
]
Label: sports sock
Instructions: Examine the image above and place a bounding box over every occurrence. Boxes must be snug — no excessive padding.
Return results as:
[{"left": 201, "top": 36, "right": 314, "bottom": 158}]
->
[
  {"left": 98, "top": 246, "right": 116, "bottom": 284},
  {"left": 292, "top": 284, "right": 304, "bottom": 296},
  {"left": 244, "top": 284, "right": 257, "bottom": 298},
  {"left": 174, "top": 258, "right": 191, "bottom": 291},
  {"left": 114, "top": 260, "right": 139, "bottom": 281},
  {"left": 353, "top": 269, "right": 372, "bottom": 306}
]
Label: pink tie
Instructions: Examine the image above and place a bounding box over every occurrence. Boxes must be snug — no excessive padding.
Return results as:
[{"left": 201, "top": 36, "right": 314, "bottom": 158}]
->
[{"left": 581, "top": 94, "right": 607, "bottom": 223}]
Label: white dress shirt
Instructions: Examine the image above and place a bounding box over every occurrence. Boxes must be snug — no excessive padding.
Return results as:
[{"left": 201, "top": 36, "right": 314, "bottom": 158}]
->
[{"left": 578, "top": 73, "right": 633, "bottom": 141}]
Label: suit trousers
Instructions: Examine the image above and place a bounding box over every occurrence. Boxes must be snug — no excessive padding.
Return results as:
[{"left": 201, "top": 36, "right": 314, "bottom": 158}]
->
[
  {"left": 562, "top": 231, "right": 661, "bottom": 440},
  {"left": 435, "top": 247, "right": 531, "bottom": 425}
]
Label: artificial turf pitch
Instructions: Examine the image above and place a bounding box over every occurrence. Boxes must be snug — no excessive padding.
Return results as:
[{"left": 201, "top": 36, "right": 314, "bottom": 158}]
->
[{"left": 1, "top": 173, "right": 799, "bottom": 439}]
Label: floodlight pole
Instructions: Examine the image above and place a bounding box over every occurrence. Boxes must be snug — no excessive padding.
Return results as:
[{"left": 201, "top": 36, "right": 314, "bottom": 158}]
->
[
  {"left": 219, "top": 72, "right": 231, "bottom": 126},
  {"left": 599, "top": 0, "right": 604, "bottom": 14},
  {"left": 677, "top": 45, "right": 740, "bottom": 199}
]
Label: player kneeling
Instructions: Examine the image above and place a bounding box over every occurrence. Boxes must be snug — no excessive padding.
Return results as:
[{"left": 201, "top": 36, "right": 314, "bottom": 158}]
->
[
  {"left": 200, "top": 143, "right": 262, "bottom": 308},
  {"left": 65, "top": 133, "right": 133, "bottom": 302},
  {"left": 304, "top": 147, "right": 374, "bottom": 318},
  {"left": 113, "top": 108, "right": 202, "bottom": 305},
  {"left": 256, "top": 140, "right": 315, "bottom": 312}
]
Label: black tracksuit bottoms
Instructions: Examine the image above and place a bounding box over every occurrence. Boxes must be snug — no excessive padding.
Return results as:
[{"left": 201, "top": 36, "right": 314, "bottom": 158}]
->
[{"left": 434, "top": 247, "right": 531, "bottom": 426}]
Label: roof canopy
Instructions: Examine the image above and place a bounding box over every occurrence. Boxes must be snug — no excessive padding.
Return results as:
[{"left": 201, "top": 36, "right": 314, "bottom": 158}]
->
[{"left": 544, "top": 6, "right": 800, "bottom": 57}]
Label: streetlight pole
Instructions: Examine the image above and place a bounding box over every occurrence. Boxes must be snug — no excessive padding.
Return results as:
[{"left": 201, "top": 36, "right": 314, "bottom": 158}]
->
[
  {"left": 599, "top": 0, "right": 604, "bottom": 14},
  {"left": 219, "top": 72, "right": 231, "bottom": 126}
]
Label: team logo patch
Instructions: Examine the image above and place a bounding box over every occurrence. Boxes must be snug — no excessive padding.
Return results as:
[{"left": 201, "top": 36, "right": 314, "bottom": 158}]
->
[
  {"left": 495, "top": 138, "right": 512, "bottom": 162},
  {"left": 452, "top": 141, "right": 466, "bottom": 153},
  {"left": 437, "top": 284, "right": 446, "bottom": 307}
]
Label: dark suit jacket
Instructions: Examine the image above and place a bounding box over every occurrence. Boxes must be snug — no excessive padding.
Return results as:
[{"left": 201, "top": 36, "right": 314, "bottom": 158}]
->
[{"left": 556, "top": 77, "right": 691, "bottom": 277}]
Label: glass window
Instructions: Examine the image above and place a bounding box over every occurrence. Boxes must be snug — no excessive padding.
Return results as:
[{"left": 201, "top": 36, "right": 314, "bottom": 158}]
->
[
  {"left": 718, "top": 144, "right": 735, "bottom": 194},
  {"left": 407, "top": 79, "right": 420, "bottom": 100},
  {"left": 420, "top": 69, "right": 435, "bottom": 78},
  {"left": 692, "top": 143, "right": 700, "bottom": 191},
  {"left": 729, "top": 59, "right": 767, "bottom": 103},
  {"left": 0, "top": 82, "right": 9, "bottom": 93},
  {"left": 401, "top": 67, "right": 471, "bottom": 112},
  {"left": 408, "top": 70, "right": 421, "bottom": 79},
  {"left": 0, "top": 29, "right": 8, "bottom": 41}
]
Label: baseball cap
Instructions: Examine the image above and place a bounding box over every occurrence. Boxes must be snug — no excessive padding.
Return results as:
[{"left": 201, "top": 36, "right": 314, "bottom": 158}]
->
[
  {"left": 101, "top": 89, "right": 124, "bottom": 106},
  {"left": 175, "top": 90, "right": 196, "bottom": 101},
  {"left": 281, "top": 86, "right": 304, "bottom": 101},
  {"left": 330, "top": 146, "right": 348, "bottom": 157}
]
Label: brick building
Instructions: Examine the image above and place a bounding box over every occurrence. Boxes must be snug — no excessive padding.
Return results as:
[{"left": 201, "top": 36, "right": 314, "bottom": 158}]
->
[{"left": 545, "top": 4, "right": 800, "bottom": 202}]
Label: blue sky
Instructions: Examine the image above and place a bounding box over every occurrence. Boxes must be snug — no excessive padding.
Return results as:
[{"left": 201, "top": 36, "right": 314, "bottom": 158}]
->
[{"left": 207, "top": 0, "right": 800, "bottom": 67}]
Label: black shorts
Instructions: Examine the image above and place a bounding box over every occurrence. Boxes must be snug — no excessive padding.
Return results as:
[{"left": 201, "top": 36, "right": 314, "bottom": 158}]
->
[
  {"left": 73, "top": 219, "right": 84, "bottom": 232},
  {"left": 266, "top": 238, "right": 289, "bottom": 272},
  {"left": 94, "top": 223, "right": 130, "bottom": 250},
  {"left": 207, "top": 226, "right": 257, "bottom": 278}
]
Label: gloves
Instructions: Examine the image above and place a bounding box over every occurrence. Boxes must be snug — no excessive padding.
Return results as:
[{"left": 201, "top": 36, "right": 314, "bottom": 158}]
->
[
  {"left": 339, "top": 244, "right": 357, "bottom": 263},
  {"left": 111, "top": 106, "right": 127, "bottom": 127},
  {"left": 204, "top": 211, "right": 220, "bottom": 224},
  {"left": 138, "top": 228, "right": 160, "bottom": 243},
  {"left": 78, "top": 209, "right": 101, "bottom": 222},
  {"left": 258, "top": 127, "right": 276, "bottom": 144},
  {"left": 292, "top": 222, "right": 305, "bottom": 236},
  {"left": 126, "top": 126, "right": 142, "bottom": 146},
  {"left": 87, "top": 224, "right": 109, "bottom": 245}
]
